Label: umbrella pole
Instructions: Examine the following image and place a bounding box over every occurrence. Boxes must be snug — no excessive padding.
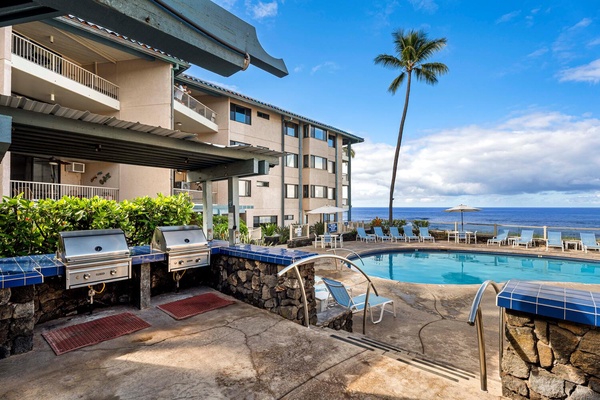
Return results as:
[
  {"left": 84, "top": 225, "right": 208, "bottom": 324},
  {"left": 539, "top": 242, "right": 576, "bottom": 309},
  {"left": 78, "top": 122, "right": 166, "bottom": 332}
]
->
[{"left": 461, "top": 211, "right": 464, "bottom": 231}]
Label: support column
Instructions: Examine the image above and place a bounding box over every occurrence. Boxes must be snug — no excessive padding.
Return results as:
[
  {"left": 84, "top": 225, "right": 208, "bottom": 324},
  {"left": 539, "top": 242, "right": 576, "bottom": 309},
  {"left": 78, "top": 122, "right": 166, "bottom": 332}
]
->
[
  {"left": 202, "top": 180, "right": 214, "bottom": 240},
  {"left": 227, "top": 176, "right": 239, "bottom": 245},
  {"left": 132, "top": 263, "right": 151, "bottom": 310},
  {"left": 0, "top": 27, "right": 12, "bottom": 197}
]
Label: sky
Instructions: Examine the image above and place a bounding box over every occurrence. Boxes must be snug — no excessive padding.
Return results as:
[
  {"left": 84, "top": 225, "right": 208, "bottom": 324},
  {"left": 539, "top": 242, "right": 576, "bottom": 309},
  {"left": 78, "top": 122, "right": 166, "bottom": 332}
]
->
[{"left": 191, "top": 1, "right": 600, "bottom": 208}]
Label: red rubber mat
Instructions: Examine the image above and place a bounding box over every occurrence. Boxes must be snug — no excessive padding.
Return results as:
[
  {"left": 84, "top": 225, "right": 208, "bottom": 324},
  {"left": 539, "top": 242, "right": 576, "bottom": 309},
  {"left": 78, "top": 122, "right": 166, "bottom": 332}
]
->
[
  {"left": 42, "top": 312, "right": 150, "bottom": 355},
  {"left": 157, "top": 293, "right": 234, "bottom": 320}
]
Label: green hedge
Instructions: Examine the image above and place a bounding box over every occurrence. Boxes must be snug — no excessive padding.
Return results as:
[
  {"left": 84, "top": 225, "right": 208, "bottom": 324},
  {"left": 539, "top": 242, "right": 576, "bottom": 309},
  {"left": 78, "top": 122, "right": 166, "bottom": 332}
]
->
[{"left": 0, "top": 193, "right": 194, "bottom": 257}]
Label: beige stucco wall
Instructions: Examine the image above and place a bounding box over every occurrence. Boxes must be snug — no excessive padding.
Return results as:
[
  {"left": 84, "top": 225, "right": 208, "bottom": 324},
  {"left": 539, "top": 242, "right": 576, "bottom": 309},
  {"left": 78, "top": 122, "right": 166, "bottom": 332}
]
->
[{"left": 97, "top": 58, "right": 172, "bottom": 200}]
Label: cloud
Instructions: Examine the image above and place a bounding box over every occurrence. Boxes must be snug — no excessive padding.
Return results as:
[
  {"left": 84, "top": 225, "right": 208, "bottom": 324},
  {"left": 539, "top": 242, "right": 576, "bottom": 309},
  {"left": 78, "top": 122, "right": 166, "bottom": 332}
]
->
[
  {"left": 588, "top": 38, "right": 600, "bottom": 47},
  {"left": 557, "top": 59, "right": 600, "bottom": 84},
  {"left": 350, "top": 111, "right": 600, "bottom": 207},
  {"left": 527, "top": 47, "right": 548, "bottom": 58},
  {"left": 369, "top": 0, "right": 399, "bottom": 30},
  {"left": 409, "top": 0, "right": 438, "bottom": 13},
  {"left": 293, "top": 65, "right": 304, "bottom": 73},
  {"left": 212, "top": 0, "right": 238, "bottom": 10},
  {"left": 495, "top": 10, "right": 521, "bottom": 24},
  {"left": 246, "top": 0, "right": 278, "bottom": 19},
  {"left": 552, "top": 18, "right": 593, "bottom": 61},
  {"left": 311, "top": 61, "right": 340, "bottom": 75}
]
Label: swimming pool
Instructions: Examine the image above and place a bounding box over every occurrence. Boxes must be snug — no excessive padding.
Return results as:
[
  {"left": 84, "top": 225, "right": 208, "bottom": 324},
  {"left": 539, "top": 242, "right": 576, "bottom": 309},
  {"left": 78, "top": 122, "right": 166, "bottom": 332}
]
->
[{"left": 352, "top": 250, "right": 600, "bottom": 285}]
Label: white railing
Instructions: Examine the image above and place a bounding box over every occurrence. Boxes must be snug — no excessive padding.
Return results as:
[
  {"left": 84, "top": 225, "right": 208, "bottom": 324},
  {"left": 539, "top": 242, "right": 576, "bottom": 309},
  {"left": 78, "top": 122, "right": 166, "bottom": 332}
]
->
[
  {"left": 174, "top": 86, "right": 217, "bottom": 122},
  {"left": 12, "top": 33, "right": 119, "bottom": 100},
  {"left": 10, "top": 181, "right": 118, "bottom": 201},
  {"left": 173, "top": 188, "right": 204, "bottom": 201}
]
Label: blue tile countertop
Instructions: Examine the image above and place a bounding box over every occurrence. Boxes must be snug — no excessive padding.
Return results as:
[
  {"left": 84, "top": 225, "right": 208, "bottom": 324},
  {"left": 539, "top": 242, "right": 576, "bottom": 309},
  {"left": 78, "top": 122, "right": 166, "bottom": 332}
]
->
[
  {"left": 0, "top": 242, "right": 317, "bottom": 289},
  {"left": 497, "top": 280, "right": 600, "bottom": 327}
]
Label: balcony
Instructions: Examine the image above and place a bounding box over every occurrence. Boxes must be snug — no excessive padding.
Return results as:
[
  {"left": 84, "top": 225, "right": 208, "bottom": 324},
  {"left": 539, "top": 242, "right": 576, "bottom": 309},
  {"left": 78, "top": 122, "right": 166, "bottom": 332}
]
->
[
  {"left": 342, "top": 173, "right": 349, "bottom": 185},
  {"left": 11, "top": 181, "right": 119, "bottom": 201},
  {"left": 173, "top": 86, "right": 218, "bottom": 134},
  {"left": 11, "top": 33, "right": 120, "bottom": 112}
]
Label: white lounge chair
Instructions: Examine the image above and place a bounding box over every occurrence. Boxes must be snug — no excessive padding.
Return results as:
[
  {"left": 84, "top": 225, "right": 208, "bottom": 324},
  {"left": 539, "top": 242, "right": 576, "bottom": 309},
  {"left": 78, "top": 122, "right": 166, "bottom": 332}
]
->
[
  {"left": 356, "top": 227, "right": 376, "bottom": 242},
  {"left": 403, "top": 226, "right": 419, "bottom": 242},
  {"left": 389, "top": 226, "right": 404, "bottom": 242},
  {"left": 322, "top": 277, "right": 396, "bottom": 324},
  {"left": 418, "top": 227, "right": 435, "bottom": 242},
  {"left": 487, "top": 230, "right": 509, "bottom": 246},
  {"left": 373, "top": 226, "right": 391, "bottom": 242},
  {"left": 580, "top": 233, "right": 600, "bottom": 253},
  {"left": 546, "top": 231, "right": 564, "bottom": 252},
  {"left": 513, "top": 230, "right": 534, "bottom": 248}
]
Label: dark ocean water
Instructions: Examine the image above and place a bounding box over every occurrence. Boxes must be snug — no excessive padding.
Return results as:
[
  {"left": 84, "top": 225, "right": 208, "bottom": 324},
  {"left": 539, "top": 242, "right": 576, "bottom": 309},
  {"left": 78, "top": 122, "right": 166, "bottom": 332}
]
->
[{"left": 348, "top": 207, "right": 600, "bottom": 235}]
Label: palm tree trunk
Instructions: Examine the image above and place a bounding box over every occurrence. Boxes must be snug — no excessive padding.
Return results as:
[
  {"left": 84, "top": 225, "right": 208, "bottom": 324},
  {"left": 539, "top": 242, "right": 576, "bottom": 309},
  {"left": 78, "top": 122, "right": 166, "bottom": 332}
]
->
[{"left": 388, "top": 72, "right": 412, "bottom": 225}]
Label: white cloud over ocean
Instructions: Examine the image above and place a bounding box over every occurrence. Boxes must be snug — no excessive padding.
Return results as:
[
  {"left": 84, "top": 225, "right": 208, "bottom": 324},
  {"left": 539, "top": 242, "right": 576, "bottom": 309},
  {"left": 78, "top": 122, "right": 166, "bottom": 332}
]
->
[{"left": 351, "top": 111, "right": 600, "bottom": 207}]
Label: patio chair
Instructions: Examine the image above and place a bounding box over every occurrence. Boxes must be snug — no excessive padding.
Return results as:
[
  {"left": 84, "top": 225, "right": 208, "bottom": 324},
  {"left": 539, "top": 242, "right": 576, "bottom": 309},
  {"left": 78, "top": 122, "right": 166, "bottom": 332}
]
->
[
  {"left": 418, "top": 227, "right": 435, "bottom": 242},
  {"left": 403, "top": 225, "right": 419, "bottom": 242},
  {"left": 321, "top": 277, "right": 396, "bottom": 324},
  {"left": 487, "top": 230, "right": 509, "bottom": 247},
  {"left": 389, "top": 226, "right": 404, "bottom": 242},
  {"left": 513, "top": 230, "right": 534, "bottom": 248},
  {"left": 356, "top": 227, "right": 376, "bottom": 242},
  {"left": 322, "top": 233, "right": 333, "bottom": 248},
  {"left": 373, "top": 226, "right": 391, "bottom": 242},
  {"left": 546, "top": 231, "right": 564, "bottom": 252},
  {"left": 580, "top": 232, "right": 600, "bottom": 253}
]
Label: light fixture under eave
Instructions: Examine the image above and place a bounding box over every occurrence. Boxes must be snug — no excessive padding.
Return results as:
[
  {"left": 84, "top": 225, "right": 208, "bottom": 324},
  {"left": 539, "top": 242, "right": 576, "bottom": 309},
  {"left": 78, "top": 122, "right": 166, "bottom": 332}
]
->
[
  {"left": 50, "top": 93, "right": 55, "bottom": 101},
  {"left": 176, "top": 122, "right": 182, "bottom": 126}
]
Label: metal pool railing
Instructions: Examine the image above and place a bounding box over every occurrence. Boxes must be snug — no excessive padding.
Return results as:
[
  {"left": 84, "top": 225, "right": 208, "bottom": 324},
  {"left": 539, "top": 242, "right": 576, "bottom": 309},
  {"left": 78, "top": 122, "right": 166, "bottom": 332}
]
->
[
  {"left": 277, "top": 254, "right": 381, "bottom": 335},
  {"left": 468, "top": 280, "right": 504, "bottom": 392}
]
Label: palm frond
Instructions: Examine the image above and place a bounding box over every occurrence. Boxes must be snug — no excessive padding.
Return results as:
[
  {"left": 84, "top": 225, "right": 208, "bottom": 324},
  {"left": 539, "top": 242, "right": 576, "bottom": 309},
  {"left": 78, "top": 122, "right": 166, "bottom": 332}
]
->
[{"left": 388, "top": 73, "right": 406, "bottom": 94}]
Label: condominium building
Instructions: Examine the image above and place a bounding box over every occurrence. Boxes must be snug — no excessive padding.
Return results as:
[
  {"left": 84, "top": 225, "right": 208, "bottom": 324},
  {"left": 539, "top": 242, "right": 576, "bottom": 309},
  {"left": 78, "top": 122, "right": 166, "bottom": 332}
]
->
[{"left": 0, "top": 12, "right": 362, "bottom": 230}]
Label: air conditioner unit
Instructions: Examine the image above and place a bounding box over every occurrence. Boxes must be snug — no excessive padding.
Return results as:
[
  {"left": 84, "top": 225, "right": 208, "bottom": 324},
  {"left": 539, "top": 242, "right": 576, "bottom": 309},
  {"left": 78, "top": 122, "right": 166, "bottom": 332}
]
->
[{"left": 66, "top": 162, "right": 85, "bottom": 173}]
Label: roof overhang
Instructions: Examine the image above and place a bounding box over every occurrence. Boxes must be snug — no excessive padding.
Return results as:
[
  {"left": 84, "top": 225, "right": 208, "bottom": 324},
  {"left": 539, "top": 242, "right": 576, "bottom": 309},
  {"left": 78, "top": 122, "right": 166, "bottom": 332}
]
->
[
  {"left": 0, "top": 0, "right": 288, "bottom": 78},
  {"left": 0, "top": 95, "right": 280, "bottom": 176}
]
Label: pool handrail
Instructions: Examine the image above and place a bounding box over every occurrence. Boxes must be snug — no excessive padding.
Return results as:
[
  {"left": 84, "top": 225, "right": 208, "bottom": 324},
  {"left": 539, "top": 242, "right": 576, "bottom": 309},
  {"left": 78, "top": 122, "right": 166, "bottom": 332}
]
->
[
  {"left": 468, "top": 280, "right": 504, "bottom": 392},
  {"left": 278, "top": 253, "right": 379, "bottom": 335},
  {"left": 326, "top": 248, "right": 365, "bottom": 269}
]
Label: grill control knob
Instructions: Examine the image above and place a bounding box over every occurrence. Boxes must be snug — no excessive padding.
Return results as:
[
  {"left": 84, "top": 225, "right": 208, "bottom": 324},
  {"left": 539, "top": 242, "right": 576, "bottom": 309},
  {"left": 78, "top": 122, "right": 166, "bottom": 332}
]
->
[
  {"left": 195, "top": 258, "right": 202, "bottom": 263},
  {"left": 178, "top": 260, "right": 184, "bottom": 265},
  {"left": 110, "top": 269, "right": 117, "bottom": 276},
  {"left": 83, "top": 273, "right": 91, "bottom": 280}
]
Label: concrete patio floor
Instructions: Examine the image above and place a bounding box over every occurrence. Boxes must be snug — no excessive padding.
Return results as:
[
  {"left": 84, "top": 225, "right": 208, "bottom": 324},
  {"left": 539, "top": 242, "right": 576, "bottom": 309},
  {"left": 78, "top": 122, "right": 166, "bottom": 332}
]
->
[{"left": 2, "top": 239, "right": 599, "bottom": 399}]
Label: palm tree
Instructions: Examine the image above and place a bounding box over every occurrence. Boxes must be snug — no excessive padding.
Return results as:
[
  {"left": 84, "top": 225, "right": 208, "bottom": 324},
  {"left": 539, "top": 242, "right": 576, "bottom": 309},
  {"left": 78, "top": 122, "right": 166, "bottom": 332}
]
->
[{"left": 374, "top": 29, "right": 448, "bottom": 225}]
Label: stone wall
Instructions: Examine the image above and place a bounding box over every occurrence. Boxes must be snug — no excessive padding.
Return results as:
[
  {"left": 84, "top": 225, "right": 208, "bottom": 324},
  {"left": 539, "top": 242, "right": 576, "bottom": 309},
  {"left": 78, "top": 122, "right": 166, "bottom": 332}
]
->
[
  {"left": 209, "top": 254, "right": 318, "bottom": 326},
  {"left": 502, "top": 309, "right": 600, "bottom": 399}
]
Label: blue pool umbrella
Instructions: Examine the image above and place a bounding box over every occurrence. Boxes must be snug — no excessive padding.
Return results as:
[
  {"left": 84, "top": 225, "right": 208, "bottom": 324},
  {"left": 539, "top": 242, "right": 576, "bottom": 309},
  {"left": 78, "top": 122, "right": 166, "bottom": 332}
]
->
[{"left": 444, "top": 204, "right": 481, "bottom": 231}]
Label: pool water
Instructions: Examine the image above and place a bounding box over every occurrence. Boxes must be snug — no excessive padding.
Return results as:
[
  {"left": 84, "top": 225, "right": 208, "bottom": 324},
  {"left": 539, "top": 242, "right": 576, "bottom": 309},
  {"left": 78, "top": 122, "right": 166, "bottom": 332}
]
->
[{"left": 354, "top": 250, "right": 600, "bottom": 285}]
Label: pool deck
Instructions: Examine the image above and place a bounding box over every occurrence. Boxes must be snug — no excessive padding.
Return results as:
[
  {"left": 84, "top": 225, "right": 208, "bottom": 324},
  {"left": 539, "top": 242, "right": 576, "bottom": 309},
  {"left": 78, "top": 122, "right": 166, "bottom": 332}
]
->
[{"left": 2, "top": 240, "right": 599, "bottom": 399}]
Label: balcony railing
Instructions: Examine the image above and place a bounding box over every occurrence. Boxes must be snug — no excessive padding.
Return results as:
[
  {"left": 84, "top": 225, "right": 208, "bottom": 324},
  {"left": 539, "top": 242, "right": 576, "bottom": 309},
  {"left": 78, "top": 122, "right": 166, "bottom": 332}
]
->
[
  {"left": 11, "top": 181, "right": 118, "bottom": 201},
  {"left": 174, "top": 86, "right": 217, "bottom": 122},
  {"left": 12, "top": 33, "right": 119, "bottom": 100}
]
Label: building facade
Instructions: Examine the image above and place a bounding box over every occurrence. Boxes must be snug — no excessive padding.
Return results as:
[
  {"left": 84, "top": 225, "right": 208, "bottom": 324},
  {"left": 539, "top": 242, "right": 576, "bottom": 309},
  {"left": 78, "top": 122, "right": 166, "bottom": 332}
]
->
[{"left": 0, "top": 14, "right": 362, "bottom": 230}]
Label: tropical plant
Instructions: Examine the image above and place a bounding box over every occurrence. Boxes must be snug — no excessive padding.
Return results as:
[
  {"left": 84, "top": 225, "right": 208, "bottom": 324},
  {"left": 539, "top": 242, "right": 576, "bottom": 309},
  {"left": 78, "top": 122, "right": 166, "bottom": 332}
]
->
[
  {"left": 261, "top": 223, "right": 278, "bottom": 237},
  {"left": 374, "top": 29, "right": 448, "bottom": 225}
]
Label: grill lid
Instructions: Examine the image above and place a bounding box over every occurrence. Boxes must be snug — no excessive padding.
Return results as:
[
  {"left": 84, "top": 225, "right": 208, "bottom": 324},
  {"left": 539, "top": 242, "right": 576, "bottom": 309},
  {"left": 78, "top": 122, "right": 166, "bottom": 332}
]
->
[
  {"left": 151, "top": 225, "right": 208, "bottom": 252},
  {"left": 57, "top": 229, "right": 130, "bottom": 263}
]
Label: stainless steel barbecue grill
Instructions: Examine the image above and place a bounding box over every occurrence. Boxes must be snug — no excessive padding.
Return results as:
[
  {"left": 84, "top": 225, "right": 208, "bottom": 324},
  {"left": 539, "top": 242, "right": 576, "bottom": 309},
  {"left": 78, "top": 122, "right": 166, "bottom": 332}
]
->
[
  {"left": 151, "top": 225, "right": 210, "bottom": 272},
  {"left": 57, "top": 229, "right": 132, "bottom": 289}
]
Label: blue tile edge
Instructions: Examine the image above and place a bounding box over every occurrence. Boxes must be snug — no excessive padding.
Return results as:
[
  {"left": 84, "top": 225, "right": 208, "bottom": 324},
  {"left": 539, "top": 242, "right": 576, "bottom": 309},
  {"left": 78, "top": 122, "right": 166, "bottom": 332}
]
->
[
  {"left": 0, "top": 243, "right": 318, "bottom": 288},
  {"left": 497, "top": 279, "right": 600, "bottom": 327}
]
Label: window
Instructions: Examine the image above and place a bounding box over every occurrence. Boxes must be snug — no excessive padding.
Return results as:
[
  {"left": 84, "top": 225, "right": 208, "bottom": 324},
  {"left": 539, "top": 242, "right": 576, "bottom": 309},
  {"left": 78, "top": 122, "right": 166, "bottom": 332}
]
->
[
  {"left": 284, "top": 215, "right": 295, "bottom": 221},
  {"left": 230, "top": 103, "right": 251, "bottom": 124},
  {"left": 285, "top": 122, "right": 298, "bottom": 137},
  {"left": 327, "top": 160, "right": 335, "bottom": 174},
  {"left": 327, "top": 187, "right": 336, "bottom": 200},
  {"left": 239, "top": 180, "right": 251, "bottom": 197},
  {"left": 328, "top": 134, "right": 336, "bottom": 148},
  {"left": 285, "top": 153, "right": 298, "bottom": 168},
  {"left": 311, "top": 185, "right": 326, "bottom": 198},
  {"left": 257, "top": 111, "right": 270, "bottom": 120},
  {"left": 257, "top": 181, "right": 269, "bottom": 187},
  {"left": 303, "top": 184, "right": 309, "bottom": 198},
  {"left": 303, "top": 125, "right": 327, "bottom": 140},
  {"left": 285, "top": 184, "right": 298, "bottom": 198},
  {"left": 253, "top": 216, "right": 277, "bottom": 226},
  {"left": 230, "top": 140, "right": 250, "bottom": 147},
  {"left": 303, "top": 155, "right": 327, "bottom": 169}
]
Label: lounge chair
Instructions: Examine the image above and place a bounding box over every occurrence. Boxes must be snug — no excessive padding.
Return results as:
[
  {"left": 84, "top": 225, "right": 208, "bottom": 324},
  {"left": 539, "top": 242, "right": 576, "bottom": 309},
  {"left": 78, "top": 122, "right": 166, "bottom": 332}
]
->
[
  {"left": 373, "top": 226, "right": 391, "bottom": 242},
  {"left": 513, "top": 230, "right": 534, "bottom": 248},
  {"left": 321, "top": 277, "right": 396, "bottom": 324},
  {"left": 389, "top": 226, "right": 404, "bottom": 242},
  {"left": 580, "top": 232, "right": 600, "bottom": 253},
  {"left": 403, "top": 225, "right": 419, "bottom": 242},
  {"left": 546, "top": 231, "right": 564, "bottom": 252},
  {"left": 356, "top": 227, "right": 376, "bottom": 242},
  {"left": 418, "top": 227, "right": 435, "bottom": 242},
  {"left": 487, "top": 230, "right": 509, "bottom": 247}
]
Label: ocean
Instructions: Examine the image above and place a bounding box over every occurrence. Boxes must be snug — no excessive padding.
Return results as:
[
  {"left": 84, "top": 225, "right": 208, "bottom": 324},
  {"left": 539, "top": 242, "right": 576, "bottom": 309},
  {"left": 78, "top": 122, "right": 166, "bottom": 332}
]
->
[{"left": 347, "top": 207, "right": 600, "bottom": 235}]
